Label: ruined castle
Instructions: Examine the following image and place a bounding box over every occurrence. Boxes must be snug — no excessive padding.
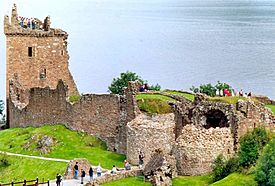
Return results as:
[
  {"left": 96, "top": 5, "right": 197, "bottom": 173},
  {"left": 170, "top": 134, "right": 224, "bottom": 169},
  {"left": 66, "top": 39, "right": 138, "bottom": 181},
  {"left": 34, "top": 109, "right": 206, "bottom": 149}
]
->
[{"left": 4, "top": 4, "right": 275, "bottom": 182}]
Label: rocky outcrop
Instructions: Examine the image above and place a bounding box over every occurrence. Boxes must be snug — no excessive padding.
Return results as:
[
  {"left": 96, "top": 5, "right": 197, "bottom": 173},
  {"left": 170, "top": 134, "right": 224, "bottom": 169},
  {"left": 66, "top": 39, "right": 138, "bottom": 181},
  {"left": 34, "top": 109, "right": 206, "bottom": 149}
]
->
[{"left": 144, "top": 149, "right": 177, "bottom": 186}]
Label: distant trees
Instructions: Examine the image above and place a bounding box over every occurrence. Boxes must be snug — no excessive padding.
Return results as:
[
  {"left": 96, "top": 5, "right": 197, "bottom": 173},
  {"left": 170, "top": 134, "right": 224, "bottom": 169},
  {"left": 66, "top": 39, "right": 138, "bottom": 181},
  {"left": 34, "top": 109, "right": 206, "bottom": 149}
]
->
[
  {"left": 108, "top": 71, "right": 161, "bottom": 95},
  {"left": 190, "top": 81, "right": 232, "bottom": 97}
]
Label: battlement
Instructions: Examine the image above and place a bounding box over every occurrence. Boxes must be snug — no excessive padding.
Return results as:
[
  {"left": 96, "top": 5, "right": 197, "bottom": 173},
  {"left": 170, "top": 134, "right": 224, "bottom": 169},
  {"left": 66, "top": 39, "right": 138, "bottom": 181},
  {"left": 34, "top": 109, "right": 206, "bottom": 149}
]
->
[{"left": 4, "top": 4, "right": 67, "bottom": 37}]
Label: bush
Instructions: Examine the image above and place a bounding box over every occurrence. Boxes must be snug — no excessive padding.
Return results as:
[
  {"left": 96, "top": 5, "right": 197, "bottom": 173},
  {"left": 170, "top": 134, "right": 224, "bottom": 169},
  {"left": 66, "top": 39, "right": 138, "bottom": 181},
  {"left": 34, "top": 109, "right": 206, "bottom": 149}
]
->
[
  {"left": 239, "top": 127, "right": 269, "bottom": 168},
  {"left": 0, "top": 153, "right": 10, "bottom": 167},
  {"left": 150, "top": 84, "right": 161, "bottom": 91},
  {"left": 212, "top": 154, "right": 239, "bottom": 182},
  {"left": 190, "top": 81, "right": 233, "bottom": 97},
  {"left": 68, "top": 95, "right": 81, "bottom": 104},
  {"left": 108, "top": 71, "right": 144, "bottom": 95},
  {"left": 255, "top": 139, "right": 275, "bottom": 186}
]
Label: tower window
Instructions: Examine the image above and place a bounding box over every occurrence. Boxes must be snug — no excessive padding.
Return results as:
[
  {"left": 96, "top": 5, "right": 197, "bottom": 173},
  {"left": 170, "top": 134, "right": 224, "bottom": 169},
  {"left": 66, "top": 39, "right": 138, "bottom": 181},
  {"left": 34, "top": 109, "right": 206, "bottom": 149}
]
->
[
  {"left": 28, "top": 47, "right": 33, "bottom": 57},
  {"left": 61, "top": 50, "right": 64, "bottom": 55},
  {"left": 40, "top": 68, "right": 47, "bottom": 79}
]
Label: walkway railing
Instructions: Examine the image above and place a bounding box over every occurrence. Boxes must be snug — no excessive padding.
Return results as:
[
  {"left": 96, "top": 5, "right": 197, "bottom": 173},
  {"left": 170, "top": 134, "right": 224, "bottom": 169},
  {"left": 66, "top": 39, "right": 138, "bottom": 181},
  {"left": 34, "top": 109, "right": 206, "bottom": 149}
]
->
[{"left": 0, "top": 178, "right": 49, "bottom": 186}]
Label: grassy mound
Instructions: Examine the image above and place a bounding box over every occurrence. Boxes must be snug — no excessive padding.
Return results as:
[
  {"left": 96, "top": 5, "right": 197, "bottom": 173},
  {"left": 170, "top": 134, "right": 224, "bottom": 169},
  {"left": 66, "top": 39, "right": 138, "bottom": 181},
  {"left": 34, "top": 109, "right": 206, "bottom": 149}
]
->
[
  {"left": 211, "top": 173, "right": 257, "bottom": 186},
  {"left": 0, "top": 155, "right": 66, "bottom": 183},
  {"left": 207, "top": 96, "right": 259, "bottom": 105},
  {"left": 0, "top": 125, "right": 125, "bottom": 169},
  {"left": 101, "top": 177, "right": 151, "bottom": 186},
  {"left": 172, "top": 175, "right": 211, "bottom": 186},
  {"left": 163, "top": 90, "right": 195, "bottom": 101},
  {"left": 265, "top": 104, "right": 275, "bottom": 114},
  {"left": 171, "top": 173, "right": 257, "bottom": 186},
  {"left": 136, "top": 94, "right": 176, "bottom": 114}
]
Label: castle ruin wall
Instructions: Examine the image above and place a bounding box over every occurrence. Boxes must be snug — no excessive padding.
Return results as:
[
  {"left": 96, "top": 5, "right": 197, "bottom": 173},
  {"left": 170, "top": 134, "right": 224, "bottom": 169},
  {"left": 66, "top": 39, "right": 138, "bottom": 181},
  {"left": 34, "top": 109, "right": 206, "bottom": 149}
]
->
[
  {"left": 173, "top": 124, "right": 234, "bottom": 175},
  {"left": 126, "top": 114, "right": 175, "bottom": 166}
]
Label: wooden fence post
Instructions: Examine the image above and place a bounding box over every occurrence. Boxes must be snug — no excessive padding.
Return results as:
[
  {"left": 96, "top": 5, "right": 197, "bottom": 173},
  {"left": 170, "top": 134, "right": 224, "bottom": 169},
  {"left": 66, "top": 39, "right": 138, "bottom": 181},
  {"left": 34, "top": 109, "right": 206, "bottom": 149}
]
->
[
  {"left": 36, "top": 177, "right": 38, "bottom": 186},
  {"left": 47, "top": 179, "right": 50, "bottom": 186},
  {"left": 23, "top": 179, "right": 26, "bottom": 186}
]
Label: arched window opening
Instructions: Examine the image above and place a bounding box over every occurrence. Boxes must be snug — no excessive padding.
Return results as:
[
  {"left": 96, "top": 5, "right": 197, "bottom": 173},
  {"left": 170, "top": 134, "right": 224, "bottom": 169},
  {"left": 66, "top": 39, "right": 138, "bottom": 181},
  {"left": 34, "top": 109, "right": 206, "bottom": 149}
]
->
[{"left": 204, "top": 109, "right": 229, "bottom": 129}]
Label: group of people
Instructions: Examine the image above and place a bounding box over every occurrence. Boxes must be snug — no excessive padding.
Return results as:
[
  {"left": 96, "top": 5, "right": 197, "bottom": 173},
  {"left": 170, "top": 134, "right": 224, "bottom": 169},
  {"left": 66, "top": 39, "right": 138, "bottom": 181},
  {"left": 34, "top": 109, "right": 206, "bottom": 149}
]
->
[
  {"left": 238, "top": 89, "right": 252, "bottom": 97},
  {"left": 16, "top": 16, "right": 36, "bottom": 29},
  {"left": 56, "top": 151, "right": 145, "bottom": 185},
  {"left": 73, "top": 162, "right": 102, "bottom": 183},
  {"left": 139, "top": 83, "right": 150, "bottom": 92},
  {"left": 221, "top": 88, "right": 252, "bottom": 98}
]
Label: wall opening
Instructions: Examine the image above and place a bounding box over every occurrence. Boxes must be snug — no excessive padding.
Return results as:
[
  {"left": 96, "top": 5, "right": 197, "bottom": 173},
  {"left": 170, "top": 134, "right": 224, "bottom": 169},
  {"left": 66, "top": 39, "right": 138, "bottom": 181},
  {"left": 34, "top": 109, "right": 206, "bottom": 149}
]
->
[
  {"left": 28, "top": 47, "right": 33, "bottom": 57},
  {"left": 204, "top": 109, "right": 229, "bottom": 129},
  {"left": 40, "top": 68, "right": 47, "bottom": 79}
]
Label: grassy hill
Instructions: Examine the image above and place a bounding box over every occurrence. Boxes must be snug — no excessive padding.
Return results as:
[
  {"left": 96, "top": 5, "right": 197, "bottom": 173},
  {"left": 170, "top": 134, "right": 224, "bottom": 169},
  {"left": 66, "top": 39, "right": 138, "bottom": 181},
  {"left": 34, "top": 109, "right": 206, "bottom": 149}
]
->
[
  {"left": 0, "top": 125, "right": 125, "bottom": 169},
  {"left": 0, "top": 155, "right": 66, "bottom": 183}
]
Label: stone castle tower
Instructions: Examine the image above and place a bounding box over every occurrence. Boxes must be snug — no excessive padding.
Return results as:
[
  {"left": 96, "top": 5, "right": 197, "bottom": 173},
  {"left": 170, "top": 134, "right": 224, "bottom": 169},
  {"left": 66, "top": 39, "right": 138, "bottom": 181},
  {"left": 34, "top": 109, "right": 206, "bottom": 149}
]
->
[{"left": 4, "top": 4, "right": 78, "bottom": 100}]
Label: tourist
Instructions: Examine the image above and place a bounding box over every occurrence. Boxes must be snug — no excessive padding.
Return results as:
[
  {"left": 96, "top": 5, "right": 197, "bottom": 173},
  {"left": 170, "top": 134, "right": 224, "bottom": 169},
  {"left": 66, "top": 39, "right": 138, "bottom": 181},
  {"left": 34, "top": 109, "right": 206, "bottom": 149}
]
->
[
  {"left": 89, "top": 166, "right": 93, "bottom": 181},
  {"left": 31, "top": 19, "right": 36, "bottom": 30},
  {"left": 124, "top": 160, "right": 131, "bottom": 170},
  {"left": 20, "top": 17, "right": 24, "bottom": 27},
  {"left": 56, "top": 173, "right": 62, "bottom": 186},
  {"left": 111, "top": 165, "right": 118, "bottom": 174},
  {"left": 97, "top": 164, "right": 102, "bottom": 177},
  {"left": 239, "top": 89, "right": 243, "bottom": 97},
  {"left": 74, "top": 162, "right": 79, "bottom": 179},
  {"left": 27, "top": 19, "right": 31, "bottom": 28},
  {"left": 139, "top": 85, "right": 145, "bottom": 92},
  {"left": 80, "top": 169, "right": 86, "bottom": 184},
  {"left": 248, "top": 92, "right": 252, "bottom": 98},
  {"left": 138, "top": 151, "right": 145, "bottom": 169},
  {"left": 144, "top": 83, "right": 149, "bottom": 92},
  {"left": 224, "top": 89, "right": 230, "bottom": 97}
]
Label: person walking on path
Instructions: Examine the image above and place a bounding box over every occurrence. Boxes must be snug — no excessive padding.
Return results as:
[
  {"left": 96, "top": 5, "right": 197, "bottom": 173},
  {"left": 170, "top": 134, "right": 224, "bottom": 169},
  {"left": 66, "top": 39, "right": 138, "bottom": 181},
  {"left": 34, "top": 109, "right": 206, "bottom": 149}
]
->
[
  {"left": 56, "top": 173, "right": 62, "bottom": 186},
  {"left": 80, "top": 169, "right": 86, "bottom": 184},
  {"left": 139, "top": 151, "right": 145, "bottom": 169},
  {"left": 97, "top": 164, "right": 102, "bottom": 177},
  {"left": 89, "top": 166, "right": 93, "bottom": 181},
  {"left": 74, "top": 162, "right": 79, "bottom": 179}
]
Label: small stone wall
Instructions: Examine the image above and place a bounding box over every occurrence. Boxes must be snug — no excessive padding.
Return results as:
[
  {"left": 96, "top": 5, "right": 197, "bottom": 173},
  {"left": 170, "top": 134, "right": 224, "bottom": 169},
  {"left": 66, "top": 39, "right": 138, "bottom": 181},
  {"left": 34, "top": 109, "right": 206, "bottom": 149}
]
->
[
  {"left": 126, "top": 114, "right": 175, "bottom": 165},
  {"left": 174, "top": 124, "right": 234, "bottom": 175},
  {"left": 85, "top": 168, "right": 142, "bottom": 186}
]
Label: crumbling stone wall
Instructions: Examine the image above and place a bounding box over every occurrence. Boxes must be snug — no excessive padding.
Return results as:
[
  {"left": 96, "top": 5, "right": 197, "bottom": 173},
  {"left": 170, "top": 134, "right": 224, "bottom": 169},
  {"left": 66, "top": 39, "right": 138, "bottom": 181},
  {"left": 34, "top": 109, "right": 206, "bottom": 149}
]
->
[
  {"left": 236, "top": 100, "right": 275, "bottom": 140},
  {"left": 8, "top": 80, "right": 136, "bottom": 154},
  {"left": 126, "top": 114, "right": 175, "bottom": 165},
  {"left": 173, "top": 124, "right": 234, "bottom": 175}
]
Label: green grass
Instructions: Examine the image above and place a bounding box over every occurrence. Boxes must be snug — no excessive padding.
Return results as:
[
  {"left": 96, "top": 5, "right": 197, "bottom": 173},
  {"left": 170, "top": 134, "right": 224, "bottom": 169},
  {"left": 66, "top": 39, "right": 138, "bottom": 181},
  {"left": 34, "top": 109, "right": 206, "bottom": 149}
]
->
[
  {"left": 211, "top": 173, "right": 257, "bottom": 186},
  {"left": 0, "top": 125, "right": 125, "bottom": 169},
  {"left": 136, "top": 94, "right": 176, "bottom": 102},
  {"left": 172, "top": 175, "right": 211, "bottom": 186},
  {"left": 163, "top": 90, "right": 195, "bottom": 102},
  {"left": 207, "top": 96, "right": 259, "bottom": 105},
  {"left": 265, "top": 104, "right": 275, "bottom": 114},
  {"left": 68, "top": 95, "right": 81, "bottom": 104},
  {"left": 172, "top": 173, "right": 257, "bottom": 186},
  {"left": 101, "top": 177, "right": 151, "bottom": 186},
  {"left": 0, "top": 155, "right": 66, "bottom": 183},
  {"left": 136, "top": 94, "right": 176, "bottom": 114}
]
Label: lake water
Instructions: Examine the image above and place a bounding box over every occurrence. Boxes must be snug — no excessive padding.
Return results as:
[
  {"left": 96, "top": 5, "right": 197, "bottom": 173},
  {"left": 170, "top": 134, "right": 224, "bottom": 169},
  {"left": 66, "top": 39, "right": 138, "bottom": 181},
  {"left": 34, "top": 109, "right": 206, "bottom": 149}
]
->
[{"left": 1, "top": 0, "right": 275, "bottom": 100}]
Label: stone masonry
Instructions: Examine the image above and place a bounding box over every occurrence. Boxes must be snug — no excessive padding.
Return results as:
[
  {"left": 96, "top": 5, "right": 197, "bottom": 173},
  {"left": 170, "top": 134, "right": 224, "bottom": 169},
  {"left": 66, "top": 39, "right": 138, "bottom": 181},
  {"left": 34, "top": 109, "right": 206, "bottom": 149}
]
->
[{"left": 4, "top": 4, "right": 78, "bottom": 125}]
